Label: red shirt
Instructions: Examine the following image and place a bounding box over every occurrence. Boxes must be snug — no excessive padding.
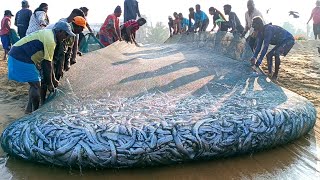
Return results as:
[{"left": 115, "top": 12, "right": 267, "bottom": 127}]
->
[
  {"left": 99, "top": 14, "right": 120, "bottom": 36},
  {"left": 0, "top": 16, "right": 11, "bottom": 35},
  {"left": 124, "top": 20, "right": 140, "bottom": 33},
  {"left": 312, "top": 7, "right": 320, "bottom": 24}
]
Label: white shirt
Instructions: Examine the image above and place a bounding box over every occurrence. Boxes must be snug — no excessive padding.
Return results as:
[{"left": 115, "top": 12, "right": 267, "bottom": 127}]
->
[
  {"left": 26, "top": 11, "right": 49, "bottom": 35},
  {"left": 245, "top": 8, "right": 264, "bottom": 34}
]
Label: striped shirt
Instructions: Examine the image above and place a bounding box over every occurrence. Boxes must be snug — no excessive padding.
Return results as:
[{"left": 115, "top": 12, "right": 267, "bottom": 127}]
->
[
  {"left": 123, "top": 20, "right": 140, "bottom": 33},
  {"left": 26, "top": 11, "right": 49, "bottom": 35}
]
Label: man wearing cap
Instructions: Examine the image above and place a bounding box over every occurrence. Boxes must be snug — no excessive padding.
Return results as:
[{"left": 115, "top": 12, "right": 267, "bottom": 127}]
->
[
  {"left": 0, "top": 10, "right": 14, "bottom": 60},
  {"left": 15, "top": 1, "right": 32, "bottom": 38},
  {"left": 49, "top": 10, "right": 86, "bottom": 72},
  {"left": 99, "top": 6, "right": 122, "bottom": 47},
  {"left": 7, "top": 21, "right": 75, "bottom": 113},
  {"left": 41, "top": 12, "right": 86, "bottom": 105}
]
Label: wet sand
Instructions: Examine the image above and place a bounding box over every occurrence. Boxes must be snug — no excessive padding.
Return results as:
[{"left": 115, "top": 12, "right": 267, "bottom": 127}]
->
[{"left": 0, "top": 41, "right": 319, "bottom": 179}]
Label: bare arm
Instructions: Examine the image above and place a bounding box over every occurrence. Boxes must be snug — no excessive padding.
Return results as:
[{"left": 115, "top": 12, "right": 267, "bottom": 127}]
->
[
  {"left": 41, "top": 60, "right": 57, "bottom": 91},
  {"left": 126, "top": 26, "right": 136, "bottom": 44},
  {"left": 136, "top": 1, "right": 141, "bottom": 18},
  {"left": 86, "top": 23, "right": 93, "bottom": 33},
  {"left": 71, "top": 36, "right": 78, "bottom": 62},
  {"left": 14, "top": 13, "right": 18, "bottom": 26},
  {"left": 307, "top": 12, "right": 313, "bottom": 24}
]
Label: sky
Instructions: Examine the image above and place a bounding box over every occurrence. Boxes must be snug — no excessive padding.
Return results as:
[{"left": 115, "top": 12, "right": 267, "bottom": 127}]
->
[{"left": 0, "top": 0, "right": 316, "bottom": 33}]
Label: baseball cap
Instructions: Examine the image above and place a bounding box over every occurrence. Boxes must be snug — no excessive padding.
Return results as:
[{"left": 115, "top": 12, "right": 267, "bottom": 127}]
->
[
  {"left": 4, "top": 10, "right": 14, "bottom": 16},
  {"left": 73, "top": 16, "right": 86, "bottom": 28},
  {"left": 53, "top": 21, "right": 76, "bottom": 37}
]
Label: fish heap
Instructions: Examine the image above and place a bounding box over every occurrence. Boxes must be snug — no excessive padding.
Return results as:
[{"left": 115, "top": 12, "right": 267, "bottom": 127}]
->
[
  {"left": 0, "top": 32, "right": 317, "bottom": 168},
  {"left": 1, "top": 89, "right": 316, "bottom": 168}
]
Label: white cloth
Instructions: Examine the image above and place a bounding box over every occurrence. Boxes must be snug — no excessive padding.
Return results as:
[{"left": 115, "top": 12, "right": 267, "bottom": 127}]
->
[
  {"left": 245, "top": 9, "right": 264, "bottom": 34},
  {"left": 26, "top": 11, "right": 49, "bottom": 35},
  {"left": 45, "top": 18, "right": 67, "bottom": 29}
]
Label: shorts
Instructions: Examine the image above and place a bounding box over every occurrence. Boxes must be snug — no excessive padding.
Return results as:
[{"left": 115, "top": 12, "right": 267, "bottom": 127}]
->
[
  {"left": 269, "top": 38, "right": 295, "bottom": 57},
  {"left": 0, "top": 34, "right": 11, "bottom": 51},
  {"left": 7, "top": 55, "right": 41, "bottom": 83}
]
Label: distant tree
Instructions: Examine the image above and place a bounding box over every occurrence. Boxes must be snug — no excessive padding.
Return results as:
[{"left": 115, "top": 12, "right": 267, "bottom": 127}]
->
[
  {"left": 295, "top": 28, "right": 306, "bottom": 35},
  {"left": 136, "top": 14, "right": 148, "bottom": 43},
  {"left": 282, "top": 22, "right": 296, "bottom": 35},
  {"left": 145, "top": 22, "right": 169, "bottom": 44}
]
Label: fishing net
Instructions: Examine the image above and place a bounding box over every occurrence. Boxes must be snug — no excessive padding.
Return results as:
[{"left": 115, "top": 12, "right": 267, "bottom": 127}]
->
[{"left": 1, "top": 32, "right": 317, "bottom": 168}]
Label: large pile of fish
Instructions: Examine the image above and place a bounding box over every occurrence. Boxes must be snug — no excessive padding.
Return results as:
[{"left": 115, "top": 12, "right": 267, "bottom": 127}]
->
[
  {"left": 1, "top": 89, "right": 316, "bottom": 168},
  {"left": 0, "top": 32, "right": 317, "bottom": 168}
]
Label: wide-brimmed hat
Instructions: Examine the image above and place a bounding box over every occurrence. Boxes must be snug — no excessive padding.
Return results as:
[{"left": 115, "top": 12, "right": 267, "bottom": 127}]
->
[
  {"left": 53, "top": 21, "right": 76, "bottom": 37},
  {"left": 4, "top": 10, "right": 14, "bottom": 16}
]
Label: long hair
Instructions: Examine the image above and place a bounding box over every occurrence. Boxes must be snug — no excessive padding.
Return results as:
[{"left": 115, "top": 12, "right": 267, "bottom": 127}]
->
[
  {"left": 34, "top": 3, "right": 49, "bottom": 24},
  {"left": 34, "top": 3, "right": 48, "bottom": 14}
]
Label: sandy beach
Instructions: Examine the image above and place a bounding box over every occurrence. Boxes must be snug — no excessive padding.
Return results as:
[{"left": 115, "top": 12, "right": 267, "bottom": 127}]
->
[
  {"left": 0, "top": 40, "right": 319, "bottom": 179},
  {"left": 0, "top": 47, "right": 27, "bottom": 134}
]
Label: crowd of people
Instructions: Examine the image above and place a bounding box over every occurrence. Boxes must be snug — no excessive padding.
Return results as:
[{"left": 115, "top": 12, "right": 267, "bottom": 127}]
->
[
  {"left": 1, "top": 0, "right": 320, "bottom": 114},
  {"left": 98, "top": 0, "right": 146, "bottom": 47},
  {"left": 168, "top": 1, "right": 317, "bottom": 81},
  {"left": 0, "top": 0, "right": 146, "bottom": 113}
]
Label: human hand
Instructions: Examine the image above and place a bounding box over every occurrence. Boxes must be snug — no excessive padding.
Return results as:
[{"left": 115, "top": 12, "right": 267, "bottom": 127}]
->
[
  {"left": 48, "top": 84, "right": 55, "bottom": 93},
  {"left": 250, "top": 57, "right": 256, "bottom": 66},
  {"left": 240, "top": 32, "right": 246, "bottom": 38},
  {"left": 53, "top": 79, "right": 59, "bottom": 88},
  {"left": 77, "top": 51, "right": 83, "bottom": 56}
]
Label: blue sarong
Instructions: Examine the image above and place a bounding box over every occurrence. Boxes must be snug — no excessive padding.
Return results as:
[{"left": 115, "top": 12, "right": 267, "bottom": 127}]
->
[
  {"left": 0, "top": 34, "right": 11, "bottom": 51},
  {"left": 8, "top": 55, "right": 41, "bottom": 83}
]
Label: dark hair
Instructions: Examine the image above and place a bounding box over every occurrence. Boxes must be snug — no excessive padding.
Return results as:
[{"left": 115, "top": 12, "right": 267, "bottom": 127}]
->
[
  {"left": 209, "top": 7, "right": 215, "bottom": 12},
  {"left": 34, "top": 3, "right": 48, "bottom": 13},
  {"left": 247, "top": 0, "right": 255, "bottom": 6},
  {"left": 22, "top": 1, "right": 29, "bottom": 8},
  {"left": 137, "top": 18, "right": 147, "bottom": 26},
  {"left": 80, "top": 7, "right": 89, "bottom": 13},
  {"left": 114, "top": 6, "right": 122, "bottom": 14},
  {"left": 189, "top": 7, "right": 194, "bottom": 12},
  {"left": 224, "top": 4, "right": 232, "bottom": 10},
  {"left": 178, "top": 13, "right": 183, "bottom": 16},
  {"left": 196, "top": 4, "right": 200, "bottom": 8},
  {"left": 71, "top": 9, "right": 85, "bottom": 17},
  {"left": 252, "top": 16, "right": 264, "bottom": 26},
  {"left": 34, "top": 3, "right": 49, "bottom": 24}
]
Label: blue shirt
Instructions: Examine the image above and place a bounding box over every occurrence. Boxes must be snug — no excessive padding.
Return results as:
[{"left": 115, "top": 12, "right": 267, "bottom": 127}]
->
[
  {"left": 194, "top": 11, "right": 208, "bottom": 23},
  {"left": 254, "top": 24, "right": 294, "bottom": 65},
  {"left": 124, "top": 0, "right": 141, "bottom": 22},
  {"left": 181, "top": 18, "right": 193, "bottom": 29},
  {"left": 15, "top": 8, "right": 32, "bottom": 27}
]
